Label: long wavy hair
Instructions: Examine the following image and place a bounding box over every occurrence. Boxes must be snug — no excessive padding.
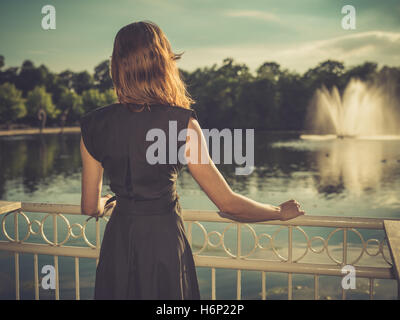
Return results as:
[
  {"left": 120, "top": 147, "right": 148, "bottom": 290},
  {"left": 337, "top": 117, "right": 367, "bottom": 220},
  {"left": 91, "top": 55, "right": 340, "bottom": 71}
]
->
[{"left": 110, "top": 21, "right": 194, "bottom": 110}]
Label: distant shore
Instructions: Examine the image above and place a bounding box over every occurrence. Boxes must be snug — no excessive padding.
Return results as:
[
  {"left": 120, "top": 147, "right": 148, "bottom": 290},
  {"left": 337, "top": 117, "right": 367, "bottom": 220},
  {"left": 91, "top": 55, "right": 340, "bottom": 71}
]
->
[
  {"left": 0, "top": 126, "right": 309, "bottom": 137},
  {"left": 0, "top": 126, "right": 81, "bottom": 136}
]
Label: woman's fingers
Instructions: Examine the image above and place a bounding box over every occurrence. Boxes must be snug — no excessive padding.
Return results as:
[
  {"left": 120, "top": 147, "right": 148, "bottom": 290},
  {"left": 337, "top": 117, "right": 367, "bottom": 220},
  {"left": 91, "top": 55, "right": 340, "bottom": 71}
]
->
[{"left": 279, "top": 199, "right": 306, "bottom": 220}]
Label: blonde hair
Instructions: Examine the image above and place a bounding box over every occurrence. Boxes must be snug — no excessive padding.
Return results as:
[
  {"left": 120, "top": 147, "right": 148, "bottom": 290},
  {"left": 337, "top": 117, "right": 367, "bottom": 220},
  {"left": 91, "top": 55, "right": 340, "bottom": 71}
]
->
[{"left": 110, "top": 21, "right": 194, "bottom": 109}]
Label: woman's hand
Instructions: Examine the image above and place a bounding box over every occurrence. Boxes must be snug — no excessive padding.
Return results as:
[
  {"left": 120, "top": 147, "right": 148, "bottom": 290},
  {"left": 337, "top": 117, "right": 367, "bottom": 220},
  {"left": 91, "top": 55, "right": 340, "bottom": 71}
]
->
[
  {"left": 279, "top": 199, "right": 305, "bottom": 221},
  {"left": 86, "top": 194, "right": 115, "bottom": 220},
  {"left": 100, "top": 194, "right": 114, "bottom": 210},
  {"left": 99, "top": 194, "right": 116, "bottom": 216}
]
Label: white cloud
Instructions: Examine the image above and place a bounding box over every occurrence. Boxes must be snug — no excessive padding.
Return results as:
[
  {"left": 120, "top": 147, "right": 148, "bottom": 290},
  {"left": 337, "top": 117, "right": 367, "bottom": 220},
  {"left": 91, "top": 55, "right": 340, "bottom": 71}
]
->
[
  {"left": 224, "top": 9, "right": 281, "bottom": 23},
  {"left": 178, "top": 31, "right": 400, "bottom": 73}
]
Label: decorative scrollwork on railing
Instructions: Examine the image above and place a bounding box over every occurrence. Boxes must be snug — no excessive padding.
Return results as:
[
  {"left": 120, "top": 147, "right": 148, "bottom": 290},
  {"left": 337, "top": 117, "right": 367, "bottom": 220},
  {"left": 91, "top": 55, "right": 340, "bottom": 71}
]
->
[
  {"left": 1, "top": 208, "right": 393, "bottom": 268},
  {"left": 1, "top": 209, "right": 109, "bottom": 249},
  {"left": 188, "top": 221, "right": 393, "bottom": 267}
]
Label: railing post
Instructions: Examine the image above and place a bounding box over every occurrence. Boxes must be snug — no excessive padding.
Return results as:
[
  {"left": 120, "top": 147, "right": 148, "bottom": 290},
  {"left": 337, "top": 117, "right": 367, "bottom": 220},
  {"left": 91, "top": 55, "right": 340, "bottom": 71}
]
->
[
  {"left": 0, "top": 201, "right": 22, "bottom": 300},
  {"left": 75, "top": 257, "right": 80, "bottom": 300},
  {"left": 237, "top": 223, "right": 241, "bottom": 300},
  {"left": 261, "top": 271, "right": 266, "bottom": 300},
  {"left": 288, "top": 226, "right": 293, "bottom": 300},
  {"left": 34, "top": 254, "right": 39, "bottom": 300},
  {"left": 14, "top": 210, "right": 20, "bottom": 300},
  {"left": 53, "top": 214, "right": 59, "bottom": 300},
  {"left": 96, "top": 219, "right": 100, "bottom": 266},
  {"left": 369, "top": 278, "right": 374, "bottom": 300},
  {"left": 314, "top": 275, "right": 319, "bottom": 300},
  {"left": 211, "top": 268, "right": 216, "bottom": 300},
  {"left": 342, "top": 228, "right": 348, "bottom": 300}
]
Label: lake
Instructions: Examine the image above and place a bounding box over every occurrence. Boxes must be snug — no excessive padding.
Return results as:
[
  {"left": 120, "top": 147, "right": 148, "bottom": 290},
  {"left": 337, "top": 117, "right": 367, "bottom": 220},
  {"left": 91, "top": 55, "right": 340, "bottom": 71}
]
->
[{"left": 0, "top": 131, "right": 399, "bottom": 299}]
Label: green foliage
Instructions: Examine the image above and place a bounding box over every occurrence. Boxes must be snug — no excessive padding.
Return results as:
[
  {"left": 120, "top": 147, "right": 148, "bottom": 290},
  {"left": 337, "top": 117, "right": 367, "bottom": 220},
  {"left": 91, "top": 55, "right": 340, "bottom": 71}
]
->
[
  {"left": 26, "top": 86, "right": 56, "bottom": 119},
  {"left": 0, "top": 56, "right": 399, "bottom": 129},
  {"left": 16, "top": 60, "right": 48, "bottom": 95},
  {"left": 256, "top": 62, "right": 281, "bottom": 82},
  {"left": 0, "top": 67, "right": 18, "bottom": 86},
  {"left": 58, "top": 88, "right": 84, "bottom": 122},
  {"left": 72, "top": 71, "right": 94, "bottom": 94},
  {"left": 81, "top": 88, "right": 118, "bottom": 113},
  {"left": 102, "top": 88, "right": 118, "bottom": 105},
  {"left": 81, "top": 88, "right": 105, "bottom": 113},
  {"left": 0, "top": 82, "right": 26, "bottom": 124},
  {"left": 58, "top": 70, "right": 75, "bottom": 90},
  {"left": 94, "top": 60, "right": 113, "bottom": 92}
]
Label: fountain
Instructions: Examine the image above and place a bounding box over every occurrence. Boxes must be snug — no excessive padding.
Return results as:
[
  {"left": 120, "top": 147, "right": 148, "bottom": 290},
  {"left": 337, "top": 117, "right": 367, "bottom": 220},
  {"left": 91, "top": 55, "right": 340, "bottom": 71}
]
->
[{"left": 301, "top": 78, "right": 400, "bottom": 140}]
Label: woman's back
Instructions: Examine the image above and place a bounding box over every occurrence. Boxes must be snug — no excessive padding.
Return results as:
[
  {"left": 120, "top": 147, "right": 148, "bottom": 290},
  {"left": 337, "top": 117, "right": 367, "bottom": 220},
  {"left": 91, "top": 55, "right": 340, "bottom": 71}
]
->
[
  {"left": 80, "top": 103, "right": 197, "bottom": 200},
  {"left": 81, "top": 102, "right": 201, "bottom": 299}
]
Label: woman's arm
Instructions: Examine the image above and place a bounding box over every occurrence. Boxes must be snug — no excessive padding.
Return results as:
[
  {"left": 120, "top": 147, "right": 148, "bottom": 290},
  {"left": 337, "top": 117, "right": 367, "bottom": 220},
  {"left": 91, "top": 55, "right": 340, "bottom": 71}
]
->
[
  {"left": 80, "top": 137, "right": 112, "bottom": 217},
  {"left": 185, "top": 118, "right": 305, "bottom": 222}
]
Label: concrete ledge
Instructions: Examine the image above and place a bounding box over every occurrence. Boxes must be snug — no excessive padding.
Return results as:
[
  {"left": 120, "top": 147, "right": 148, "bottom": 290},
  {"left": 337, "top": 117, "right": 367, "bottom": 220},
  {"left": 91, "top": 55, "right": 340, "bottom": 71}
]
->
[
  {"left": 0, "top": 201, "right": 21, "bottom": 215},
  {"left": 0, "top": 127, "right": 80, "bottom": 136}
]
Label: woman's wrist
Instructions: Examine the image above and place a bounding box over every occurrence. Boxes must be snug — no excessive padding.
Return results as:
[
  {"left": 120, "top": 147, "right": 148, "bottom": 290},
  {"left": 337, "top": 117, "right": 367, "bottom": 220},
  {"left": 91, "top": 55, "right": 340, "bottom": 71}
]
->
[
  {"left": 262, "top": 203, "right": 281, "bottom": 220},
  {"left": 273, "top": 205, "right": 282, "bottom": 220}
]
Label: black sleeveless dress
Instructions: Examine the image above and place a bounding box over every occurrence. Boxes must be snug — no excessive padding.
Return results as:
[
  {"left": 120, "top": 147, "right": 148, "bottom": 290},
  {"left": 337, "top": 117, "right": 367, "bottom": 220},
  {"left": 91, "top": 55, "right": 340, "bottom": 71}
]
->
[{"left": 80, "top": 103, "right": 201, "bottom": 300}]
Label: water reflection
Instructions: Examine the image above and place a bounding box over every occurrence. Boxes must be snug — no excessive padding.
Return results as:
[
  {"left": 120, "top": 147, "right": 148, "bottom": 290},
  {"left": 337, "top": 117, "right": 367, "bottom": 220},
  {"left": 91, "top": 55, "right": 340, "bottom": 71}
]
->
[
  {"left": 273, "top": 136, "right": 400, "bottom": 200},
  {"left": 0, "top": 133, "right": 82, "bottom": 198},
  {"left": 316, "top": 139, "right": 384, "bottom": 196},
  {"left": 1, "top": 132, "right": 400, "bottom": 205}
]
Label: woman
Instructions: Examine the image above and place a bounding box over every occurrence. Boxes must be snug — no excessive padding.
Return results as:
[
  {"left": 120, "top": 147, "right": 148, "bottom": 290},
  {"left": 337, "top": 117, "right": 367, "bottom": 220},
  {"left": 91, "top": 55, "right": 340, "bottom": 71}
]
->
[{"left": 80, "top": 21, "right": 305, "bottom": 300}]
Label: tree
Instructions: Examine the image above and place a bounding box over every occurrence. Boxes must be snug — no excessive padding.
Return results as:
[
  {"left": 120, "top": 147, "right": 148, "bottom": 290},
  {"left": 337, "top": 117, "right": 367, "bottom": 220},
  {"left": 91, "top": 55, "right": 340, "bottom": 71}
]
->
[
  {"left": 81, "top": 88, "right": 118, "bottom": 113},
  {"left": 94, "top": 60, "right": 113, "bottom": 91},
  {"left": 25, "top": 86, "right": 56, "bottom": 119},
  {"left": 0, "top": 55, "right": 4, "bottom": 69},
  {"left": 0, "top": 67, "right": 18, "bottom": 86},
  {"left": 58, "top": 70, "right": 75, "bottom": 90},
  {"left": 57, "top": 88, "right": 83, "bottom": 123},
  {"left": 276, "top": 71, "right": 308, "bottom": 130},
  {"left": 81, "top": 88, "right": 105, "bottom": 113},
  {"left": 72, "top": 71, "right": 94, "bottom": 94},
  {"left": 303, "top": 60, "right": 346, "bottom": 92},
  {"left": 186, "top": 58, "right": 253, "bottom": 128},
  {"left": 102, "top": 88, "right": 118, "bottom": 105},
  {"left": 256, "top": 62, "right": 282, "bottom": 82},
  {"left": 343, "top": 62, "right": 378, "bottom": 83},
  {"left": 16, "top": 60, "right": 48, "bottom": 95},
  {"left": 44, "top": 72, "right": 66, "bottom": 106},
  {"left": 0, "top": 83, "right": 26, "bottom": 125}
]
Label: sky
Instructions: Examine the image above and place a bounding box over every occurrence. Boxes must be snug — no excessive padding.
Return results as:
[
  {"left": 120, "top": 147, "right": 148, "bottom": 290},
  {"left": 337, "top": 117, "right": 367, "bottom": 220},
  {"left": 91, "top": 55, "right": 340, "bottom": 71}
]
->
[{"left": 0, "top": 0, "right": 399, "bottom": 75}]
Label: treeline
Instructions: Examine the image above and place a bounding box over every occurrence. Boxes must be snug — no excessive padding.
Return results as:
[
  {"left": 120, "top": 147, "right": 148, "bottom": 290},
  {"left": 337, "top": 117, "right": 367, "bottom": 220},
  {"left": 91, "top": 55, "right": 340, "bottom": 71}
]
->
[
  {"left": 184, "top": 58, "right": 400, "bottom": 130},
  {"left": 0, "top": 55, "right": 399, "bottom": 130},
  {"left": 0, "top": 57, "right": 117, "bottom": 128}
]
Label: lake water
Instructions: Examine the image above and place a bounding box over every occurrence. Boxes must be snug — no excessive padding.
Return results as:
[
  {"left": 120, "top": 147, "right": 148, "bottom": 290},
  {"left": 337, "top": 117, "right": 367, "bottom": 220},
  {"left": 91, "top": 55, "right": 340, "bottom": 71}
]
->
[{"left": 0, "top": 131, "right": 399, "bottom": 299}]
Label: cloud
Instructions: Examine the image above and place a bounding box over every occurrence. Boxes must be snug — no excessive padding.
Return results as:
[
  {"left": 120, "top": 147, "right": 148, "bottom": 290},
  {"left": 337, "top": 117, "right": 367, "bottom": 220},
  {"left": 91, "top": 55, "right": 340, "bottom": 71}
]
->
[
  {"left": 224, "top": 9, "right": 281, "bottom": 23},
  {"left": 178, "top": 31, "right": 400, "bottom": 73}
]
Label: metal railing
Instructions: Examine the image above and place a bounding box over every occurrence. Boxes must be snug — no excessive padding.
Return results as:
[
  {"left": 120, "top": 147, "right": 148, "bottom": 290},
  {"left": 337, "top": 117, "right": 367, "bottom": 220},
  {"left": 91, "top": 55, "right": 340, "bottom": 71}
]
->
[{"left": 0, "top": 202, "right": 398, "bottom": 300}]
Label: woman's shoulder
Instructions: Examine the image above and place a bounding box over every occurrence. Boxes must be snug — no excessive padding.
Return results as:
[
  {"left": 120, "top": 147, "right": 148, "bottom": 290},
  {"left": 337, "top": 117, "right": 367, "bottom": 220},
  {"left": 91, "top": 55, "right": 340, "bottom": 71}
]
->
[
  {"left": 81, "top": 103, "right": 120, "bottom": 121},
  {"left": 150, "top": 104, "right": 198, "bottom": 121},
  {"left": 81, "top": 103, "right": 198, "bottom": 125}
]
